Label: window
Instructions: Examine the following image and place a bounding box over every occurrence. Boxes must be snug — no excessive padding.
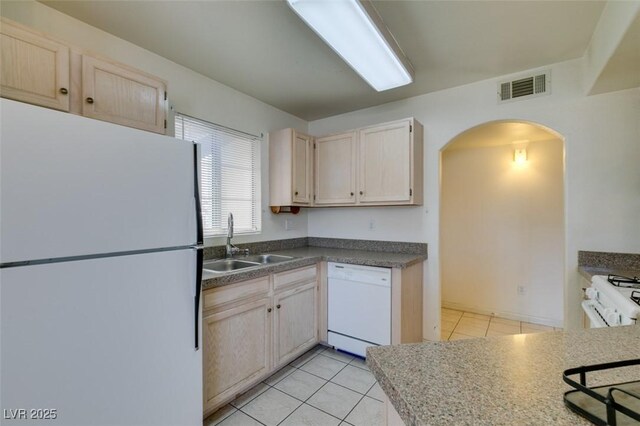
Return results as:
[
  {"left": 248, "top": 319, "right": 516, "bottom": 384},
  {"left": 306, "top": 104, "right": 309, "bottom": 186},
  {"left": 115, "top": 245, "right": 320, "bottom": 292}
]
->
[{"left": 175, "top": 113, "right": 261, "bottom": 236}]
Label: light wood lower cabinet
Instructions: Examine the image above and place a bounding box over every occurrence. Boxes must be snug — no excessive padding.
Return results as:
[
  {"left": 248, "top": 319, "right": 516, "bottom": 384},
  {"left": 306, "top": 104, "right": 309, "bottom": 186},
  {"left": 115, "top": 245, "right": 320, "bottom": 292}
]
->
[
  {"left": 202, "top": 297, "right": 272, "bottom": 412},
  {"left": 274, "top": 281, "right": 318, "bottom": 366},
  {"left": 202, "top": 265, "right": 318, "bottom": 417}
]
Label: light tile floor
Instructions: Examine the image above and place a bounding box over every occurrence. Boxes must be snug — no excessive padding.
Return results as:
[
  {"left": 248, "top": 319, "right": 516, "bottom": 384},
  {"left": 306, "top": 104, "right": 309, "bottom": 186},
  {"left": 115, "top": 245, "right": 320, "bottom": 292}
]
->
[
  {"left": 441, "top": 308, "right": 562, "bottom": 341},
  {"left": 204, "top": 345, "right": 384, "bottom": 426}
]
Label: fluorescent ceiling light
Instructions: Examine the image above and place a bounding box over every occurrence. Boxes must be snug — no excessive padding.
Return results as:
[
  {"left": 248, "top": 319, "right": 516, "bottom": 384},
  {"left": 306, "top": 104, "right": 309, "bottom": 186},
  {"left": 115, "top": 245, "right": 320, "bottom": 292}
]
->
[{"left": 287, "top": 0, "right": 414, "bottom": 92}]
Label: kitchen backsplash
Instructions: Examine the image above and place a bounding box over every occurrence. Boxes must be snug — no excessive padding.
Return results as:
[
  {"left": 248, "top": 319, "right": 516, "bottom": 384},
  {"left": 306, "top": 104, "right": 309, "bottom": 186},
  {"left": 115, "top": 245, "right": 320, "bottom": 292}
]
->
[
  {"left": 578, "top": 250, "right": 640, "bottom": 270},
  {"left": 204, "top": 237, "right": 428, "bottom": 259},
  {"left": 307, "top": 237, "right": 428, "bottom": 254}
]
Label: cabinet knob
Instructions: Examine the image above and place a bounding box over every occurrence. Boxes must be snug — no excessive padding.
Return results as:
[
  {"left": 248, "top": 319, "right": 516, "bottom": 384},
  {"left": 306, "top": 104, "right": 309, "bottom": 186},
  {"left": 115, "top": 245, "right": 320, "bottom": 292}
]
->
[
  {"left": 59, "top": 88, "right": 68, "bottom": 95},
  {"left": 267, "top": 308, "right": 272, "bottom": 313},
  {"left": 276, "top": 304, "right": 281, "bottom": 309},
  {"left": 294, "top": 191, "right": 299, "bottom": 196},
  {"left": 86, "top": 97, "right": 94, "bottom": 104},
  {"left": 359, "top": 191, "right": 364, "bottom": 195},
  {"left": 350, "top": 192, "right": 354, "bottom": 196}
]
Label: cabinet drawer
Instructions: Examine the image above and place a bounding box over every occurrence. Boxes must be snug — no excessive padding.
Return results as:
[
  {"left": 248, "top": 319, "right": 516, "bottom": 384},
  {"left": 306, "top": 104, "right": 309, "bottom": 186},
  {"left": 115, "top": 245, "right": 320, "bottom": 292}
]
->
[
  {"left": 274, "top": 265, "right": 317, "bottom": 290},
  {"left": 203, "top": 276, "right": 270, "bottom": 311}
]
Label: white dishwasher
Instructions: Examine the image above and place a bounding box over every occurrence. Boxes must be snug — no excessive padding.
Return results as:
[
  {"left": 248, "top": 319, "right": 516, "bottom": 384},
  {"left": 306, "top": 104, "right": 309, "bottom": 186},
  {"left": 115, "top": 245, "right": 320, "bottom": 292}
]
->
[{"left": 327, "top": 262, "right": 391, "bottom": 357}]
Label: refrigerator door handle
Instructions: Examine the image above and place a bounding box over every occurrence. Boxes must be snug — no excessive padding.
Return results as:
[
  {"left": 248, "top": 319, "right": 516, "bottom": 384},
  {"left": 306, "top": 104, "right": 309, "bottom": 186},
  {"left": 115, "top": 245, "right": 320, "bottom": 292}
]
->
[
  {"left": 194, "top": 247, "right": 203, "bottom": 350},
  {"left": 193, "top": 142, "right": 204, "bottom": 246}
]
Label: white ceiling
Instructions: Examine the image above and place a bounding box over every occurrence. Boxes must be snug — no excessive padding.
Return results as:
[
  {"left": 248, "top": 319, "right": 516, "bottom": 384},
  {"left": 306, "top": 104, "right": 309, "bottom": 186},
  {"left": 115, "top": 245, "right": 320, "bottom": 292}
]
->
[{"left": 40, "top": 0, "right": 607, "bottom": 121}]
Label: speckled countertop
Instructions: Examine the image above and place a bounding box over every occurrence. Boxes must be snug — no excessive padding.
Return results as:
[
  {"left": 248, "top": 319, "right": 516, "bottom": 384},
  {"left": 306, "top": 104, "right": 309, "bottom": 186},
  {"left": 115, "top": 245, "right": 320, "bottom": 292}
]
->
[
  {"left": 367, "top": 326, "right": 640, "bottom": 425},
  {"left": 578, "top": 251, "right": 640, "bottom": 281},
  {"left": 201, "top": 246, "right": 427, "bottom": 290}
]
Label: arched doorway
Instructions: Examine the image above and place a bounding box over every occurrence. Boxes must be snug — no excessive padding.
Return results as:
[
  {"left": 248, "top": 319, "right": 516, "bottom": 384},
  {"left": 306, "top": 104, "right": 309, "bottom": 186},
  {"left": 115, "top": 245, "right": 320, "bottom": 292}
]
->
[{"left": 439, "top": 120, "right": 565, "bottom": 341}]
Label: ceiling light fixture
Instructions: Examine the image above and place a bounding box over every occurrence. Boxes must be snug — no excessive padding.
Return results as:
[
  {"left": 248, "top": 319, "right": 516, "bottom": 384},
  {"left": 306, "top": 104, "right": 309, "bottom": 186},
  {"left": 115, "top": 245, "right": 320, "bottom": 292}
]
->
[{"left": 286, "top": 0, "right": 414, "bottom": 92}]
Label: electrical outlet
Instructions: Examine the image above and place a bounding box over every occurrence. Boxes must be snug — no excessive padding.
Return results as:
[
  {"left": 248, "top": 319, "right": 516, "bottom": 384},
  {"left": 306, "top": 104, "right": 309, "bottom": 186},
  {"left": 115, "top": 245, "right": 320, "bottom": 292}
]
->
[
  {"left": 517, "top": 285, "right": 526, "bottom": 296},
  {"left": 284, "top": 219, "right": 295, "bottom": 231}
]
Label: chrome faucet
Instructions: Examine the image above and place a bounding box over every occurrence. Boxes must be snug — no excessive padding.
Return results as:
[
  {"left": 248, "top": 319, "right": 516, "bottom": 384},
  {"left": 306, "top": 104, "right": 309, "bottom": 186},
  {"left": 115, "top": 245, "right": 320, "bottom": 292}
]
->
[{"left": 225, "top": 213, "right": 249, "bottom": 258}]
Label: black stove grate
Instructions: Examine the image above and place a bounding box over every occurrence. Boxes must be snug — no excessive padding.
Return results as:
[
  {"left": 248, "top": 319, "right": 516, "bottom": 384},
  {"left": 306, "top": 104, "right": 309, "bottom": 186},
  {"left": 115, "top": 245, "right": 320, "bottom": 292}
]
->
[
  {"left": 607, "top": 274, "right": 640, "bottom": 289},
  {"left": 564, "top": 359, "right": 640, "bottom": 425},
  {"left": 631, "top": 291, "right": 640, "bottom": 307}
]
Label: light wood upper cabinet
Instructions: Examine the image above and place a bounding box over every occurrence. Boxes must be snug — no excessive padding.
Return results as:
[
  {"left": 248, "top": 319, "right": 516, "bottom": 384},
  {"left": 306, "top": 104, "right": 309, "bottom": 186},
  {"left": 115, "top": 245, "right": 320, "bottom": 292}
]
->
[
  {"left": 314, "top": 132, "right": 357, "bottom": 205},
  {"left": 0, "top": 18, "right": 167, "bottom": 135},
  {"left": 273, "top": 281, "right": 318, "bottom": 367},
  {"left": 269, "top": 128, "right": 313, "bottom": 207},
  {"left": 82, "top": 55, "right": 167, "bottom": 134},
  {"left": 203, "top": 296, "right": 272, "bottom": 415},
  {"left": 359, "top": 118, "right": 423, "bottom": 205},
  {"left": 293, "top": 132, "right": 312, "bottom": 203},
  {"left": 0, "top": 20, "right": 70, "bottom": 111}
]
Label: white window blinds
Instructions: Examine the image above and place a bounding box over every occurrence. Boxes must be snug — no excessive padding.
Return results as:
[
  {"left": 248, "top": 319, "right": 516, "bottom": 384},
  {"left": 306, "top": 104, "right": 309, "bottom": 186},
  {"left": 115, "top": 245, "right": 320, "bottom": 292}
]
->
[{"left": 175, "top": 113, "right": 261, "bottom": 236}]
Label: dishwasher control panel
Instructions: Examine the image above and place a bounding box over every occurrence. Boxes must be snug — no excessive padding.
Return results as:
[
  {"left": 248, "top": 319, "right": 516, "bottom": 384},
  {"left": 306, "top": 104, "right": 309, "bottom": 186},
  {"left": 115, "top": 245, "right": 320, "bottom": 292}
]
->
[{"left": 327, "top": 262, "right": 390, "bottom": 285}]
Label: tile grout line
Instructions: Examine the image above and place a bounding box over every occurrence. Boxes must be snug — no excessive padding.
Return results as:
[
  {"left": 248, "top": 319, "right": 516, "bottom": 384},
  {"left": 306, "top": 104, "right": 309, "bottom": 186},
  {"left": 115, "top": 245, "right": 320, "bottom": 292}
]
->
[
  {"left": 223, "top": 345, "right": 380, "bottom": 426},
  {"left": 225, "top": 347, "right": 324, "bottom": 421},
  {"left": 445, "top": 312, "right": 464, "bottom": 341},
  {"left": 273, "top": 352, "right": 352, "bottom": 426}
]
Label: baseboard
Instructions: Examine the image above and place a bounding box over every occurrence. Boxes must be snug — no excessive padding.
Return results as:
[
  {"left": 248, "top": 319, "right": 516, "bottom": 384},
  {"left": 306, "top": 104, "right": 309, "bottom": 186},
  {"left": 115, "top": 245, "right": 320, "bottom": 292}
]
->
[{"left": 441, "top": 301, "right": 563, "bottom": 328}]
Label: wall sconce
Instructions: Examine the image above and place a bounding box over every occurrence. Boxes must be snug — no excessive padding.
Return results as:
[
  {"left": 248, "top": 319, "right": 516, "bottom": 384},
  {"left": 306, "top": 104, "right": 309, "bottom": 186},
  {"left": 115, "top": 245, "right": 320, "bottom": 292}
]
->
[{"left": 514, "top": 148, "right": 527, "bottom": 165}]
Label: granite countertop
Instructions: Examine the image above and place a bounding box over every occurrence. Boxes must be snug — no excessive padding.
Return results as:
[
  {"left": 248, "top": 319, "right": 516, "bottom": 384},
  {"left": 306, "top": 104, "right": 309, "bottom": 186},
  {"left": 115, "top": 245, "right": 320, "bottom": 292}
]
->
[
  {"left": 578, "top": 251, "right": 640, "bottom": 281},
  {"left": 201, "top": 246, "right": 427, "bottom": 290},
  {"left": 367, "top": 326, "right": 640, "bottom": 425}
]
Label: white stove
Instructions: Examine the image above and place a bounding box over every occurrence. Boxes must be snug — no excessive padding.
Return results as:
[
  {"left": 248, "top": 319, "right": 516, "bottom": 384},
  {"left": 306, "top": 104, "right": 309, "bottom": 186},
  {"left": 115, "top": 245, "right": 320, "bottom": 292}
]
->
[{"left": 583, "top": 275, "right": 640, "bottom": 327}]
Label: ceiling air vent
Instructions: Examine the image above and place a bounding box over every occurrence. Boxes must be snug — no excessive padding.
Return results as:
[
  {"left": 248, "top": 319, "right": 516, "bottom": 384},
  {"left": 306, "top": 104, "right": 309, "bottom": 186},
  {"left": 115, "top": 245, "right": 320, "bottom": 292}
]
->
[{"left": 498, "top": 70, "right": 550, "bottom": 103}]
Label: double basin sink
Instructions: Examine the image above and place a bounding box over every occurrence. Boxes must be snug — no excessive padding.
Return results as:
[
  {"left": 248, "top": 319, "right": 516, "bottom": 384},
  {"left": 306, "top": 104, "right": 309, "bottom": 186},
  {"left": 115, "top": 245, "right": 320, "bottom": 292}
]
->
[{"left": 203, "top": 254, "right": 296, "bottom": 274}]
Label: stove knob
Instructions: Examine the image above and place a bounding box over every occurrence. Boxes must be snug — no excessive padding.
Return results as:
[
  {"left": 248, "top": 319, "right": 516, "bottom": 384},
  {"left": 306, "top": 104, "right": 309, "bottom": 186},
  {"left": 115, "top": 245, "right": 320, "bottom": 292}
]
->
[
  {"left": 604, "top": 309, "right": 620, "bottom": 325},
  {"left": 585, "top": 288, "right": 598, "bottom": 300}
]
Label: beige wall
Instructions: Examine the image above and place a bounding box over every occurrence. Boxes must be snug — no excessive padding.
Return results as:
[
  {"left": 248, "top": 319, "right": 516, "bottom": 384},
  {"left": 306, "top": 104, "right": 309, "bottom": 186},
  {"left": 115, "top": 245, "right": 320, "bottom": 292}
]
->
[
  {"left": 0, "top": 0, "right": 310, "bottom": 246},
  {"left": 441, "top": 138, "right": 564, "bottom": 326}
]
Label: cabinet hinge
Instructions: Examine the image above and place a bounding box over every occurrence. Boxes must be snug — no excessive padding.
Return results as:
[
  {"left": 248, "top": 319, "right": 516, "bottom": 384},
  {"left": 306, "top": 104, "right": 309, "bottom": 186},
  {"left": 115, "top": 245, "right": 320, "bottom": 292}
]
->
[
  {"left": 410, "top": 188, "right": 413, "bottom": 196},
  {"left": 410, "top": 124, "right": 412, "bottom": 132},
  {"left": 164, "top": 119, "right": 167, "bottom": 129}
]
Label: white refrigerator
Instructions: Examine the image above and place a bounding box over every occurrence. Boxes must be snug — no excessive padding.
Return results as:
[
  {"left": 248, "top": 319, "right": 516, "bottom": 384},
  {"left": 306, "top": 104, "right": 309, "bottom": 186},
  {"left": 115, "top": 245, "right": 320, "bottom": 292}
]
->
[{"left": 0, "top": 99, "right": 203, "bottom": 425}]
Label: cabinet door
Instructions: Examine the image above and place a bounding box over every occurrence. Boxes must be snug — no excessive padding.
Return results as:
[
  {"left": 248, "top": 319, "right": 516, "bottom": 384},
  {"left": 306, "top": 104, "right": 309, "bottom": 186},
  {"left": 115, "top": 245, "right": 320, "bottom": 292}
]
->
[
  {"left": 274, "top": 281, "right": 318, "bottom": 367},
  {"left": 359, "top": 120, "right": 412, "bottom": 203},
  {"left": 82, "top": 55, "right": 166, "bottom": 134},
  {"left": 0, "top": 21, "right": 70, "bottom": 111},
  {"left": 292, "top": 132, "right": 312, "bottom": 204},
  {"left": 315, "top": 132, "right": 357, "bottom": 205},
  {"left": 203, "top": 297, "right": 271, "bottom": 414}
]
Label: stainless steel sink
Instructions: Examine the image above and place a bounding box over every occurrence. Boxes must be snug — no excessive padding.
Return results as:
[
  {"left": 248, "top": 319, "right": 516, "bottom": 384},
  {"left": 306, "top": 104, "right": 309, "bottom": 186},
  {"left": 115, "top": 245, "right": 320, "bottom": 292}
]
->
[
  {"left": 203, "top": 259, "right": 260, "bottom": 273},
  {"left": 242, "top": 254, "right": 295, "bottom": 264},
  {"left": 202, "top": 254, "right": 296, "bottom": 274}
]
